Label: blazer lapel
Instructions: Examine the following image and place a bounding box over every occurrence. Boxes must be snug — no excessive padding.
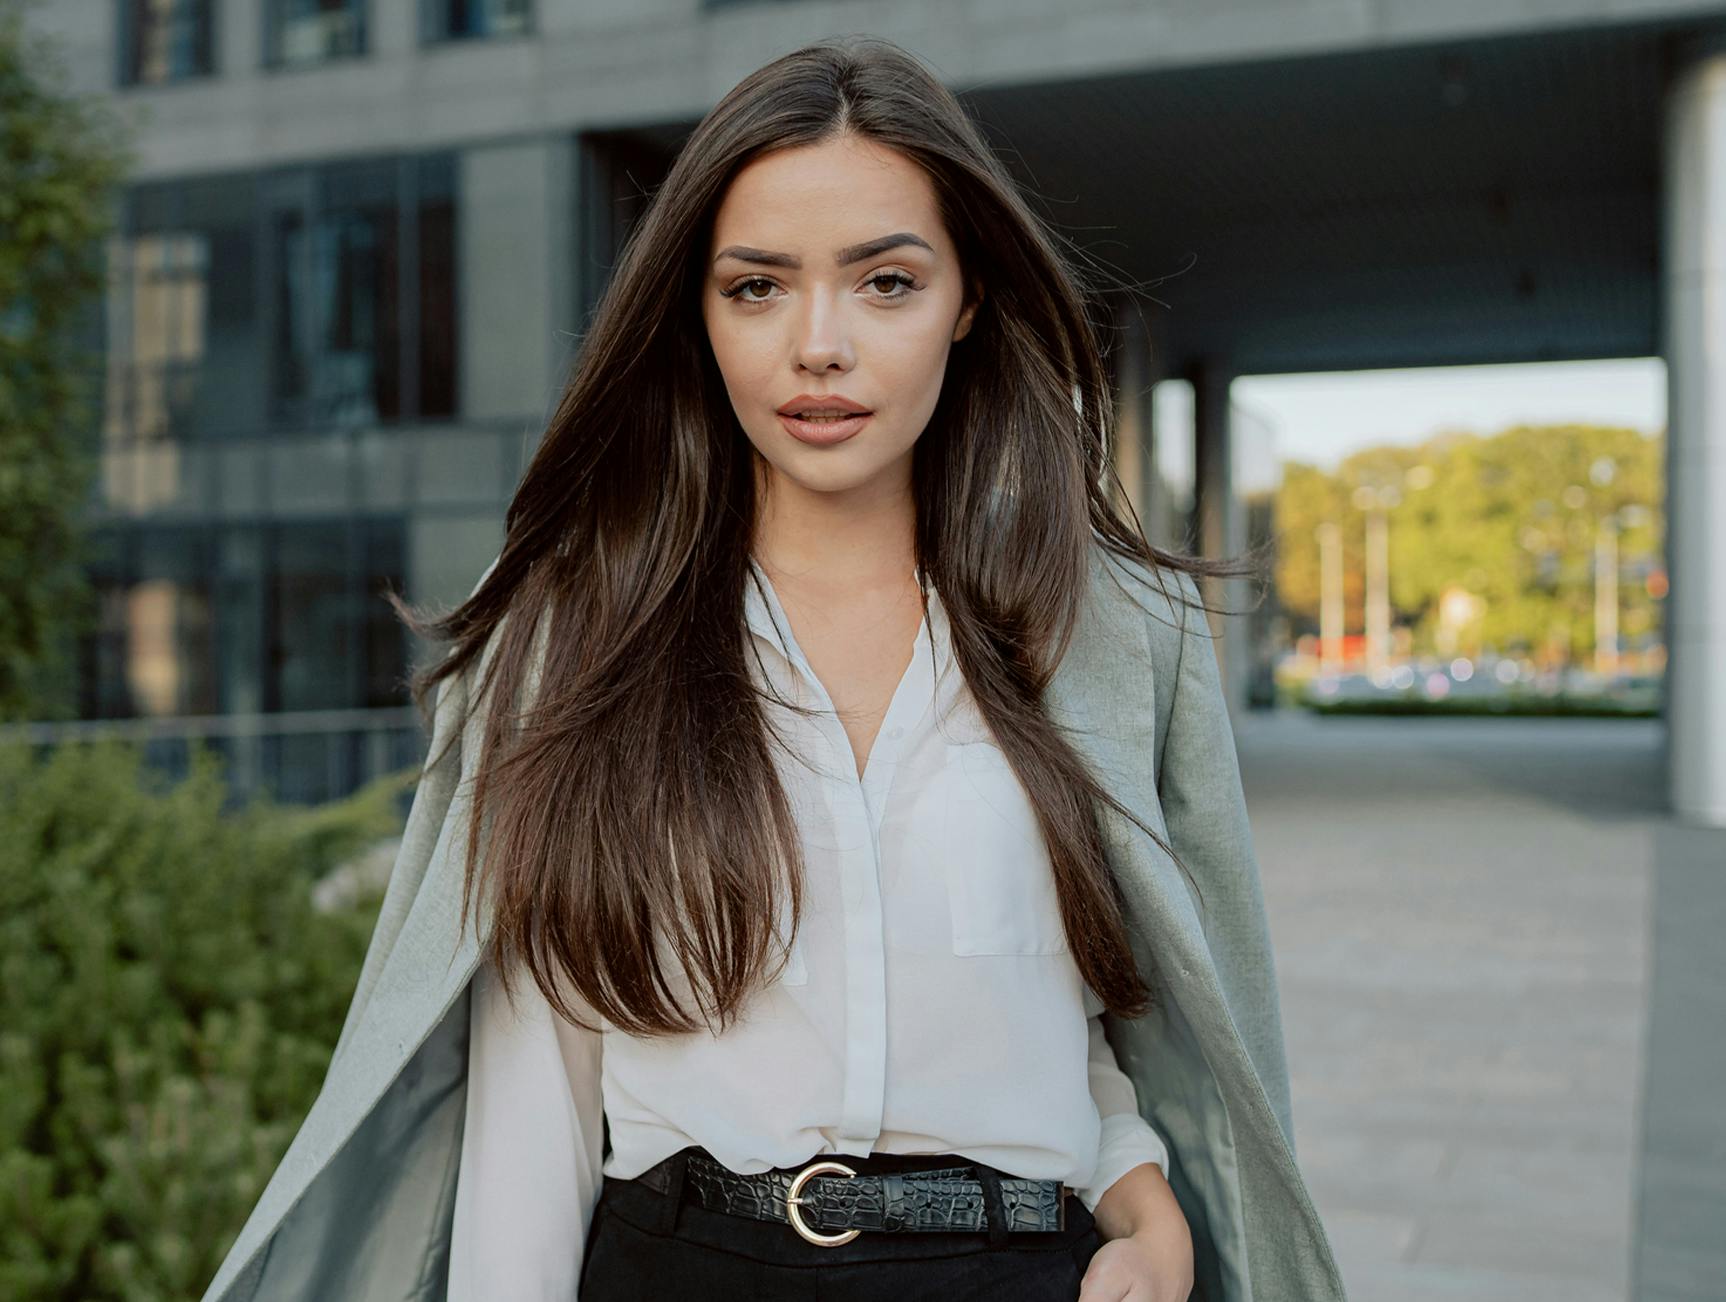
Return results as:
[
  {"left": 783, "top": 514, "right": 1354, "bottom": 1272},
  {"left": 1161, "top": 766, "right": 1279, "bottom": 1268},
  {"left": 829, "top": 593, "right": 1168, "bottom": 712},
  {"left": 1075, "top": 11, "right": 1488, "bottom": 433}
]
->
[{"left": 1049, "top": 549, "right": 1210, "bottom": 961}]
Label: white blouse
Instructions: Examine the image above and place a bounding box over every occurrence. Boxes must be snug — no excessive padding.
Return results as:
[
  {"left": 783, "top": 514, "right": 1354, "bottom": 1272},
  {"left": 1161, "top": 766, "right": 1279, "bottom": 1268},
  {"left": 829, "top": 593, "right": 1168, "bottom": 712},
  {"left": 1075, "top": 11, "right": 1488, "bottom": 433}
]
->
[{"left": 445, "top": 559, "right": 1170, "bottom": 1300}]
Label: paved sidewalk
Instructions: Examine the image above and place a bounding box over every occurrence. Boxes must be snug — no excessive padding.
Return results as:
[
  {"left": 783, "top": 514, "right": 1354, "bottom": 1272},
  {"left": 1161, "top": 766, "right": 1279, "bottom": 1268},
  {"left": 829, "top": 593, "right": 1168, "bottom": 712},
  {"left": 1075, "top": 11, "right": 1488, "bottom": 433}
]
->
[{"left": 1235, "top": 712, "right": 1663, "bottom": 1302}]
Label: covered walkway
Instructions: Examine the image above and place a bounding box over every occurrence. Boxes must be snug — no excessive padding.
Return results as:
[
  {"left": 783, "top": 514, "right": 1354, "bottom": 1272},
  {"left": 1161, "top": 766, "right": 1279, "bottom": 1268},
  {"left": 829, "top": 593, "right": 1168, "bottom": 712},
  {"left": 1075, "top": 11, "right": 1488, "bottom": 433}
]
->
[{"left": 1240, "top": 712, "right": 1712, "bottom": 1300}]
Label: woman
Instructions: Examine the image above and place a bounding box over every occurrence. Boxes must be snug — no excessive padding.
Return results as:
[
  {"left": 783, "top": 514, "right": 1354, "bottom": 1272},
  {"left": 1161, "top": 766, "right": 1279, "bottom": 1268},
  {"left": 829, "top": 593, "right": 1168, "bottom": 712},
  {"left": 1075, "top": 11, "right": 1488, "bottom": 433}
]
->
[{"left": 200, "top": 36, "right": 1345, "bottom": 1302}]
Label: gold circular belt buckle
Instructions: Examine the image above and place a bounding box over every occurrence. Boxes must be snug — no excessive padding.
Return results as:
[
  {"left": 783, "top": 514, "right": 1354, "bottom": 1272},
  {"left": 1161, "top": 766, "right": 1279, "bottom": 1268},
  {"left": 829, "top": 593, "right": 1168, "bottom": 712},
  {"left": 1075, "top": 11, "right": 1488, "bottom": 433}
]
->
[{"left": 785, "top": 1159, "right": 860, "bottom": 1245}]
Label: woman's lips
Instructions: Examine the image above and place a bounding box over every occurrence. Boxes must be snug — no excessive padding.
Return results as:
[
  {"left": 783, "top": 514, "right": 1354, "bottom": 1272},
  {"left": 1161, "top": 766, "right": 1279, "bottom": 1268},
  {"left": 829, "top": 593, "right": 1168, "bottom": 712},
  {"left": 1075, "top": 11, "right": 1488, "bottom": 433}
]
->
[{"left": 776, "top": 411, "right": 872, "bottom": 446}]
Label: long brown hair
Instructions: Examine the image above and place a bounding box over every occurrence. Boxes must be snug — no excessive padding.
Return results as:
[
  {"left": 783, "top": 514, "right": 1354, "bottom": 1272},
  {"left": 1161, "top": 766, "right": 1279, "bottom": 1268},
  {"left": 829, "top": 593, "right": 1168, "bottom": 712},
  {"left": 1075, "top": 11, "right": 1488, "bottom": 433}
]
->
[{"left": 390, "top": 36, "right": 1264, "bottom": 1038}]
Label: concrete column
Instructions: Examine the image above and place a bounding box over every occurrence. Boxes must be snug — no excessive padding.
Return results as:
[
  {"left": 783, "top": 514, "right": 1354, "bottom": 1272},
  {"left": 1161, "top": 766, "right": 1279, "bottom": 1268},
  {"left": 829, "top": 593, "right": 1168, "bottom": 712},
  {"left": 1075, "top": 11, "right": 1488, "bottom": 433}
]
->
[
  {"left": 1634, "top": 41, "right": 1726, "bottom": 1302},
  {"left": 1142, "top": 323, "right": 1190, "bottom": 557},
  {"left": 1190, "top": 359, "right": 1249, "bottom": 715},
  {"left": 458, "top": 136, "right": 578, "bottom": 435},
  {"left": 408, "top": 135, "right": 577, "bottom": 663},
  {"left": 1109, "top": 298, "right": 1155, "bottom": 529},
  {"left": 1662, "top": 34, "right": 1726, "bottom": 828}
]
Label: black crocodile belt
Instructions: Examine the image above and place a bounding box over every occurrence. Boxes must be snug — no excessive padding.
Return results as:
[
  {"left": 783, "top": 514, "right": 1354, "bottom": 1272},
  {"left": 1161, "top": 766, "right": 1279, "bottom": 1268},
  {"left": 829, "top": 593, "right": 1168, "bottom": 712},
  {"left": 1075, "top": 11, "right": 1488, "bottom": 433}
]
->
[{"left": 633, "top": 1149, "right": 1071, "bottom": 1245}]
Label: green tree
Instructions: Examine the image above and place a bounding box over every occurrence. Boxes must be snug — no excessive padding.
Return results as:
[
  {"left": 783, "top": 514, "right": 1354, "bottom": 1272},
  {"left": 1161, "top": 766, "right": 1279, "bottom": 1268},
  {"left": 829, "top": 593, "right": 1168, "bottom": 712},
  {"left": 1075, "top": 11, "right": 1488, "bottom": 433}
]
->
[
  {"left": 1275, "top": 422, "right": 1665, "bottom": 665},
  {"left": 0, "top": 0, "right": 135, "bottom": 720},
  {"left": 0, "top": 738, "right": 414, "bottom": 1300}
]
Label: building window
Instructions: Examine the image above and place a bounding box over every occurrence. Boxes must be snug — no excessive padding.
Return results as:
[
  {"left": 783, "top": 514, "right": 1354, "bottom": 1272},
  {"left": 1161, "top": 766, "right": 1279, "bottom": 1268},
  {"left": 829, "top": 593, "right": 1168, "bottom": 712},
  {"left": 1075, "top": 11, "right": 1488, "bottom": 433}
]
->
[
  {"left": 78, "top": 518, "right": 408, "bottom": 720},
  {"left": 269, "top": 523, "right": 356, "bottom": 713},
  {"left": 416, "top": 154, "right": 459, "bottom": 420},
  {"left": 104, "top": 153, "right": 458, "bottom": 442},
  {"left": 118, "top": 0, "right": 215, "bottom": 87},
  {"left": 267, "top": 154, "right": 460, "bottom": 430},
  {"left": 105, "top": 175, "right": 264, "bottom": 445},
  {"left": 360, "top": 519, "right": 408, "bottom": 709},
  {"left": 271, "top": 159, "right": 402, "bottom": 428},
  {"left": 264, "top": 0, "right": 367, "bottom": 70},
  {"left": 281, "top": 203, "right": 402, "bottom": 427},
  {"left": 422, "top": 0, "right": 531, "bottom": 43},
  {"left": 80, "top": 525, "right": 219, "bottom": 719},
  {"left": 104, "top": 229, "right": 209, "bottom": 443}
]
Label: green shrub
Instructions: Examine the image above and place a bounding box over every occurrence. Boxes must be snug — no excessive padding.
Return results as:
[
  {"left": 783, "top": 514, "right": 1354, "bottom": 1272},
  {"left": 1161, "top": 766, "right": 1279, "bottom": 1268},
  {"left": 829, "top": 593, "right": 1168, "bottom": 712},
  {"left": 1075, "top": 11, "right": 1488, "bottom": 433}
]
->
[{"left": 0, "top": 738, "right": 416, "bottom": 1301}]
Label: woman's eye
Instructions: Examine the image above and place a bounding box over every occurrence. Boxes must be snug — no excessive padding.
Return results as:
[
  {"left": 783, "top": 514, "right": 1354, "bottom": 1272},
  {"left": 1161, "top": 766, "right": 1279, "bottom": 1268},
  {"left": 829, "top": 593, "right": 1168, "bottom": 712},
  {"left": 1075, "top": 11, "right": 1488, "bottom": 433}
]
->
[
  {"left": 866, "top": 271, "right": 917, "bottom": 300},
  {"left": 720, "top": 276, "right": 779, "bottom": 302}
]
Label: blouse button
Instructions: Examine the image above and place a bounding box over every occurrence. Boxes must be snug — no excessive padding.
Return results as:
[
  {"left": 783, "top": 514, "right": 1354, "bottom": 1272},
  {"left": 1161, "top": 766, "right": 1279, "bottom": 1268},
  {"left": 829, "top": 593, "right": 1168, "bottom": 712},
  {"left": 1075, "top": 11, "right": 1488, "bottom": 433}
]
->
[{"left": 888, "top": 726, "right": 903, "bottom": 739}]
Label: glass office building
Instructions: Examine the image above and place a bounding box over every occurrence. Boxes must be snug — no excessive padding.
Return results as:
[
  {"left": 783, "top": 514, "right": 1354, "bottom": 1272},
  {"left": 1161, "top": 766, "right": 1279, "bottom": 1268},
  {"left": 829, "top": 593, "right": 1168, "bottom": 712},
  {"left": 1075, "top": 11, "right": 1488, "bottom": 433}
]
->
[
  {"left": 82, "top": 147, "right": 488, "bottom": 803},
  {"left": 52, "top": 1, "right": 611, "bottom": 803},
  {"left": 29, "top": 0, "right": 1198, "bottom": 806}
]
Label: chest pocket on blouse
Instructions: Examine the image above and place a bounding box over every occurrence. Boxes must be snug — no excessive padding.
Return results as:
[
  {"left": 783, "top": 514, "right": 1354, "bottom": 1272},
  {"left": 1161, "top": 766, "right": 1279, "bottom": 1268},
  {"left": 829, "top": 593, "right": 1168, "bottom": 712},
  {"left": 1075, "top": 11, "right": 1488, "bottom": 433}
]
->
[{"left": 943, "top": 741, "right": 1070, "bottom": 956}]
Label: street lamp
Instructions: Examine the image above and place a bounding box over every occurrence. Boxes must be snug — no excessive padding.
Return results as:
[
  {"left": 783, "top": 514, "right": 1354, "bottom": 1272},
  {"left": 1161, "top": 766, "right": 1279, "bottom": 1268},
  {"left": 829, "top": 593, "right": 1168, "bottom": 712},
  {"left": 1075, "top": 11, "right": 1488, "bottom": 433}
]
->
[
  {"left": 1324, "top": 464, "right": 1431, "bottom": 682},
  {"left": 1315, "top": 521, "right": 1343, "bottom": 672},
  {"left": 1594, "top": 501, "right": 1651, "bottom": 674},
  {"left": 1351, "top": 482, "right": 1401, "bottom": 682}
]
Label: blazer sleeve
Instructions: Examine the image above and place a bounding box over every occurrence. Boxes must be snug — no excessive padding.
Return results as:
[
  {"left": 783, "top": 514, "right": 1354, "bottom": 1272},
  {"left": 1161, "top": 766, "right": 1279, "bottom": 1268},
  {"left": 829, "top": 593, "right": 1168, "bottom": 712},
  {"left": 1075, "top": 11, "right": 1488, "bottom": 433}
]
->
[
  {"left": 447, "top": 959, "right": 606, "bottom": 1301},
  {"left": 1157, "top": 570, "right": 1296, "bottom": 1152}
]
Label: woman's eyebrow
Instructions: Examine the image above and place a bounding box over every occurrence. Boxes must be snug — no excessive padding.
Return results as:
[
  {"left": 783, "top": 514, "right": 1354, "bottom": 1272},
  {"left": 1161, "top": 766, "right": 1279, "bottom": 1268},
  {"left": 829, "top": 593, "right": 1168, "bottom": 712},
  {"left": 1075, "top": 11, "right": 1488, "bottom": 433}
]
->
[{"left": 712, "top": 232, "right": 934, "bottom": 269}]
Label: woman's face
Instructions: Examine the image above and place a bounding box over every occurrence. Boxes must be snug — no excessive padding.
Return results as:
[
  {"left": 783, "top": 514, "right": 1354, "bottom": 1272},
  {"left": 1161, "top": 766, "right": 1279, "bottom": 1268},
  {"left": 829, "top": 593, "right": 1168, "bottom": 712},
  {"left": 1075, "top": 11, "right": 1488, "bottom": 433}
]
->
[{"left": 701, "top": 133, "right": 979, "bottom": 504}]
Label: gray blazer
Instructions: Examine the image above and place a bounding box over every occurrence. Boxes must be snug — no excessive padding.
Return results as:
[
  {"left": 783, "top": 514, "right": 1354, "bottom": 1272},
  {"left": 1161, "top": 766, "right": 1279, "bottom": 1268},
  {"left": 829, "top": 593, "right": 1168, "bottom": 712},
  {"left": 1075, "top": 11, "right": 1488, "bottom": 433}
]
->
[{"left": 199, "top": 545, "right": 1348, "bottom": 1302}]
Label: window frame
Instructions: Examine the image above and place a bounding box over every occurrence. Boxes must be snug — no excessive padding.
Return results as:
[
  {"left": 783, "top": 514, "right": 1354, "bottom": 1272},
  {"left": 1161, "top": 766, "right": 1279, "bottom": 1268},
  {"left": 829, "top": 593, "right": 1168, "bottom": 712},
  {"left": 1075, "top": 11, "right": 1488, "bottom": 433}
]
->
[
  {"left": 261, "top": 0, "right": 370, "bottom": 73},
  {"left": 116, "top": 0, "right": 217, "bottom": 89},
  {"left": 418, "top": 0, "right": 535, "bottom": 47}
]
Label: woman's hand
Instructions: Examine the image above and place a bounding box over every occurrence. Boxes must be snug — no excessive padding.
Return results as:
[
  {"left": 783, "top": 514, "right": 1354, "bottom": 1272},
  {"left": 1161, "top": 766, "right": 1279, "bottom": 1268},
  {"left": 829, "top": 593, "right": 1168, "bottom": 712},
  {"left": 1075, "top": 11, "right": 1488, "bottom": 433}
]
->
[
  {"left": 1080, "top": 1163, "right": 1195, "bottom": 1300},
  {"left": 1076, "top": 1225, "right": 1194, "bottom": 1301}
]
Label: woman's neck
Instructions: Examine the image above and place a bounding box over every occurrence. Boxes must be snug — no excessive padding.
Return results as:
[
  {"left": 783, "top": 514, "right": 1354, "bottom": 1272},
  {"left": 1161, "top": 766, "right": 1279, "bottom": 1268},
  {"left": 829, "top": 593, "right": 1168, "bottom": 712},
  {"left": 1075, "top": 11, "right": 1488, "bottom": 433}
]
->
[{"left": 751, "top": 469, "right": 917, "bottom": 596}]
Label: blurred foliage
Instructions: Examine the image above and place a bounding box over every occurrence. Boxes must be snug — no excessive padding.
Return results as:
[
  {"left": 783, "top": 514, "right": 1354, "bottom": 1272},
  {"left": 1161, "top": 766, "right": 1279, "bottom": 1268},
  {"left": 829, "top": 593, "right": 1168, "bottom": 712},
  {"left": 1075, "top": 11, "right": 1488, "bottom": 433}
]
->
[
  {"left": 1275, "top": 423, "right": 1664, "bottom": 662},
  {"left": 0, "top": 737, "right": 417, "bottom": 1300},
  {"left": 0, "top": 2, "right": 135, "bottom": 721}
]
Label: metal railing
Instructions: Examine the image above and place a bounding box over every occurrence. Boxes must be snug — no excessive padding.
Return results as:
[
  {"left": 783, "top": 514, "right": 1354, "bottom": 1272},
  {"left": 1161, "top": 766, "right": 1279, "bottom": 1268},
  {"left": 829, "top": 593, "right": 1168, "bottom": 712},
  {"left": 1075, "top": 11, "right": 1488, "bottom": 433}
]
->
[{"left": 1, "top": 707, "right": 431, "bottom": 808}]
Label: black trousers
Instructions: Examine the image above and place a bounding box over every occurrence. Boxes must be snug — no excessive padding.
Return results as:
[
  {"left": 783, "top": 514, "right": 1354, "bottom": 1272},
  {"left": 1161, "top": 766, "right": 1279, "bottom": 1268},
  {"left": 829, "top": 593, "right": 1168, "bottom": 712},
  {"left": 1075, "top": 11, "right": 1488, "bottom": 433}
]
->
[{"left": 578, "top": 1145, "right": 1104, "bottom": 1300}]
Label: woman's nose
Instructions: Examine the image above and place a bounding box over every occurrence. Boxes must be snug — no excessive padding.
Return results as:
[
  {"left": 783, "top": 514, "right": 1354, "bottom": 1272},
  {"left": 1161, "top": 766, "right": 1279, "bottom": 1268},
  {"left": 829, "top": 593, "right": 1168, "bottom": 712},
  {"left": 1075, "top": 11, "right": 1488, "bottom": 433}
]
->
[{"left": 792, "top": 290, "right": 854, "bottom": 372}]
